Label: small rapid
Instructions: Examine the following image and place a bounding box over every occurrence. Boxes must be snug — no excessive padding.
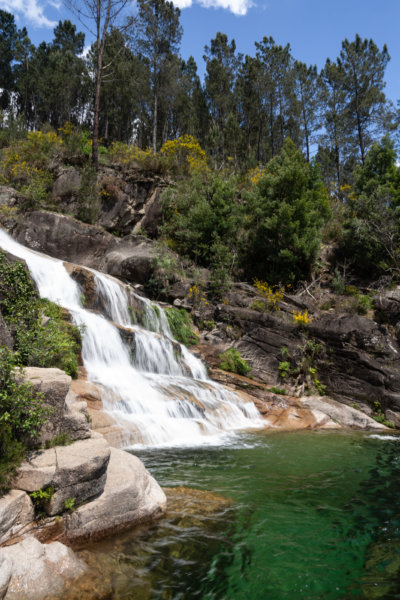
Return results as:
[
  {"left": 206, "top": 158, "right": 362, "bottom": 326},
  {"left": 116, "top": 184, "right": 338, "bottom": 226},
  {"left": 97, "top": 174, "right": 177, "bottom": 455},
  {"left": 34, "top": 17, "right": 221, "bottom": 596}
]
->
[{"left": 0, "top": 228, "right": 262, "bottom": 447}]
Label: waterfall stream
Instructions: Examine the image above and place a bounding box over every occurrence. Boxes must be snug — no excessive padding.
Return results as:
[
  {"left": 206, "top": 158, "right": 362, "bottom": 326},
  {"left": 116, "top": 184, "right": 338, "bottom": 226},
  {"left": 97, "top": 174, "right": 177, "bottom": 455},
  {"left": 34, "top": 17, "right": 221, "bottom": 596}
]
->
[{"left": 0, "top": 228, "right": 262, "bottom": 447}]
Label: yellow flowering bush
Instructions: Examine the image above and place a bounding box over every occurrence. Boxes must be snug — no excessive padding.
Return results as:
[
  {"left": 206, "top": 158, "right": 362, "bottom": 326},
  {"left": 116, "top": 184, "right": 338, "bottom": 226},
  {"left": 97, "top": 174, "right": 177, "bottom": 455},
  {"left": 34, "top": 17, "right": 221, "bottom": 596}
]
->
[
  {"left": 292, "top": 310, "right": 312, "bottom": 325},
  {"left": 246, "top": 165, "right": 265, "bottom": 186},
  {"left": 0, "top": 130, "right": 60, "bottom": 206},
  {"left": 108, "top": 142, "right": 165, "bottom": 172},
  {"left": 160, "top": 135, "right": 208, "bottom": 174},
  {"left": 252, "top": 279, "right": 284, "bottom": 311}
]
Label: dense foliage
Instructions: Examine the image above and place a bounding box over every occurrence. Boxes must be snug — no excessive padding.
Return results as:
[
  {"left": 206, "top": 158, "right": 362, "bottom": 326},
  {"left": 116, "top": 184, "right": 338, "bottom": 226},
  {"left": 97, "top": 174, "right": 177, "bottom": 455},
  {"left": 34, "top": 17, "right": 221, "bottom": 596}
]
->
[
  {"left": 0, "top": 347, "right": 50, "bottom": 494},
  {"left": 0, "top": 252, "right": 81, "bottom": 377},
  {"left": 161, "top": 140, "right": 330, "bottom": 285},
  {"left": 0, "top": 2, "right": 400, "bottom": 286}
]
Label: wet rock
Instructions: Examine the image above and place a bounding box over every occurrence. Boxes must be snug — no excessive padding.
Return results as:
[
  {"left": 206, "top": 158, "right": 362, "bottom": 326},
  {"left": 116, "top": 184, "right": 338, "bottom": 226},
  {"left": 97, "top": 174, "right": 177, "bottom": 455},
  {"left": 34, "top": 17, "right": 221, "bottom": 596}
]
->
[
  {"left": 0, "top": 491, "right": 34, "bottom": 546},
  {"left": 14, "top": 437, "right": 110, "bottom": 517},
  {"left": 102, "top": 235, "right": 158, "bottom": 285},
  {"left": 64, "top": 448, "right": 167, "bottom": 544},
  {"left": 0, "top": 536, "right": 87, "bottom": 600},
  {"left": 63, "top": 264, "right": 97, "bottom": 309}
]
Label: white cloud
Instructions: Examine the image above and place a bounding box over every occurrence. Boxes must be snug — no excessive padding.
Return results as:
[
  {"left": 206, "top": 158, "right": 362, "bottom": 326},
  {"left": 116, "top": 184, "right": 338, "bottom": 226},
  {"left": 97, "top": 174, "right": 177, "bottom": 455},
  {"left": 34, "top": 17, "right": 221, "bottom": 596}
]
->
[
  {"left": 173, "top": 0, "right": 193, "bottom": 7},
  {"left": 0, "top": 0, "right": 57, "bottom": 28},
  {"left": 172, "top": 0, "right": 253, "bottom": 15},
  {"left": 198, "top": 0, "right": 253, "bottom": 15}
]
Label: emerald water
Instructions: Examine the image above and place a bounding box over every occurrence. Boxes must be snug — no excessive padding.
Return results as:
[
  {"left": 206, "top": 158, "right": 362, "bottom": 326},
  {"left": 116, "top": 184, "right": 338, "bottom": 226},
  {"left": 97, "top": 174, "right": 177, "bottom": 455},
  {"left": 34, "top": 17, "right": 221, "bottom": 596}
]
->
[{"left": 78, "top": 431, "right": 400, "bottom": 599}]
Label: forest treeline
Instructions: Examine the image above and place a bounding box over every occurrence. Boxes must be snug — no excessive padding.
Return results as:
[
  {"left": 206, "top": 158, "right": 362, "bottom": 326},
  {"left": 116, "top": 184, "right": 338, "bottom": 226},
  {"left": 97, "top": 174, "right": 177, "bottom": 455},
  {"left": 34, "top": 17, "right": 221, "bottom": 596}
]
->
[
  {"left": 1, "top": 1, "right": 400, "bottom": 290},
  {"left": 1, "top": 2, "right": 398, "bottom": 187}
]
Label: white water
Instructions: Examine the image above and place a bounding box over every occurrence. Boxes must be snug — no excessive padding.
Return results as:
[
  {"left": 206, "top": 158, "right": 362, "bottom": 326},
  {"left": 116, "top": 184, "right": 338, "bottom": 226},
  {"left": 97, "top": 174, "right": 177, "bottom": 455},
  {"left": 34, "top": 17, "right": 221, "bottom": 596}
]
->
[{"left": 0, "top": 228, "right": 262, "bottom": 447}]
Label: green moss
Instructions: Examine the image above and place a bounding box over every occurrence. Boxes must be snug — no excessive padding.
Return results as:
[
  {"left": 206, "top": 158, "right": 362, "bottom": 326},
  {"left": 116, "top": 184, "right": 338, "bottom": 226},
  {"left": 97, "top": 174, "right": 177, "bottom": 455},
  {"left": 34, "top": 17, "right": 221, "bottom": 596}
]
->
[
  {"left": 218, "top": 348, "right": 251, "bottom": 376},
  {"left": 165, "top": 307, "right": 199, "bottom": 346}
]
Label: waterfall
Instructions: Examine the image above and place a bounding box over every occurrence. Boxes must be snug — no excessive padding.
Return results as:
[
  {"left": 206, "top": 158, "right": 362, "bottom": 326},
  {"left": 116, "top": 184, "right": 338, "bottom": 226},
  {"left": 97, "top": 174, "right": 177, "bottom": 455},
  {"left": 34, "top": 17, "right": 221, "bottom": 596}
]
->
[{"left": 0, "top": 228, "right": 262, "bottom": 447}]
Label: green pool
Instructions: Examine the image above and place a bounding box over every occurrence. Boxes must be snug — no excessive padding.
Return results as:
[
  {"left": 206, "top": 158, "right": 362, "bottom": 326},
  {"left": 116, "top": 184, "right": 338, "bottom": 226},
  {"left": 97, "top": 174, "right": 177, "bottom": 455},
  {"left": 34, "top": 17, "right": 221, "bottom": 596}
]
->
[{"left": 80, "top": 431, "right": 400, "bottom": 599}]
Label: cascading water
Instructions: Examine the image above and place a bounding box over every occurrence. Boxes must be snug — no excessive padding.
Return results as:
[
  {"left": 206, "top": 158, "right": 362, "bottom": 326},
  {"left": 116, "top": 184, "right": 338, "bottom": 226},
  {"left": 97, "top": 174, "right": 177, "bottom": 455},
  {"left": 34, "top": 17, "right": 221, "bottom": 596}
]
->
[{"left": 0, "top": 228, "right": 262, "bottom": 447}]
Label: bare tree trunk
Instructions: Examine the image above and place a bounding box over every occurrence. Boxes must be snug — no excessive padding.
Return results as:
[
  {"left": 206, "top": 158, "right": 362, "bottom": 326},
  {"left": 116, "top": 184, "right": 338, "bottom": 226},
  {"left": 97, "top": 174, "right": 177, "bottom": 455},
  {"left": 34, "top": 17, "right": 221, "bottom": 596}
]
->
[
  {"left": 152, "top": 91, "right": 158, "bottom": 152},
  {"left": 92, "top": 57, "right": 102, "bottom": 169}
]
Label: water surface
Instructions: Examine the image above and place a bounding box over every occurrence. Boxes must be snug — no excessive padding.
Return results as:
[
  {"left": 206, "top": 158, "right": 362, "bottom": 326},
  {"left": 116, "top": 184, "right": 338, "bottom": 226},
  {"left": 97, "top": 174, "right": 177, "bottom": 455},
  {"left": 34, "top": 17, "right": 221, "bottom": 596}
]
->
[{"left": 78, "top": 430, "right": 400, "bottom": 599}]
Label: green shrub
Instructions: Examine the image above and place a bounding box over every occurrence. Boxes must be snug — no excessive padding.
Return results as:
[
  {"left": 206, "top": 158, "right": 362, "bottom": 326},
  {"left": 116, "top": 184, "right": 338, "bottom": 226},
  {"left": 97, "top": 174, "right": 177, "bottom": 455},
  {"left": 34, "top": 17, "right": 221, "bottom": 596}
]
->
[
  {"left": 218, "top": 348, "right": 251, "bottom": 376},
  {"left": 269, "top": 387, "right": 287, "bottom": 395},
  {"left": 63, "top": 497, "right": 76, "bottom": 512},
  {"left": 0, "top": 347, "right": 50, "bottom": 494},
  {"left": 30, "top": 486, "right": 54, "bottom": 512},
  {"left": 279, "top": 361, "right": 291, "bottom": 379},
  {"left": 165, "top": 307, "right": 199, "bottom": 346},
  {"left": 347, "top": 294, "right": 373, "bottom": 316}
]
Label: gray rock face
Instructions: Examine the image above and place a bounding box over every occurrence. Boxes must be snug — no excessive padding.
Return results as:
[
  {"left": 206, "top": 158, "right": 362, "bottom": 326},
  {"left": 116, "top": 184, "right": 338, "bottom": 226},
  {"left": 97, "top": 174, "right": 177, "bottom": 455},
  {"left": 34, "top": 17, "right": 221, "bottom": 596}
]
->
[
  {"left": 216, "top": 302, "right": 400, "bottom": 414},
  {"left": 0, "top": 537, "right": 87, "bottom": 600},
  {"left": 9, "top": 212, "right": 178, "bottom": 289},
  {"left": 22, "top": 367, "right": 90, "bottom": 444},
  {"left": 13, "top": 211, "right": 112, "bottom": 269},
  {"left": 65, "top": 447, "right": 167, "bottom": 543},
  {"left": 14, "top": 437, "right": 110, "bottom": 516},
  {"left": 98, "top": 171, "right": 165, "bottom": 237},
  {"left": 0, "top": 491, "right": 34, "bottom": 546}
]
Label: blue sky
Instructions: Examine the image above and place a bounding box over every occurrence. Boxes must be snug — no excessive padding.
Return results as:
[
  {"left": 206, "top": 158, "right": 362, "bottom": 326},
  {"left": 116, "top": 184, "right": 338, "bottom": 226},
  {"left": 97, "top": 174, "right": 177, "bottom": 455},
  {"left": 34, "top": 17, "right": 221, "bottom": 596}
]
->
[{"left": 3, "top": 0, "right": 400, "bottom": 105}]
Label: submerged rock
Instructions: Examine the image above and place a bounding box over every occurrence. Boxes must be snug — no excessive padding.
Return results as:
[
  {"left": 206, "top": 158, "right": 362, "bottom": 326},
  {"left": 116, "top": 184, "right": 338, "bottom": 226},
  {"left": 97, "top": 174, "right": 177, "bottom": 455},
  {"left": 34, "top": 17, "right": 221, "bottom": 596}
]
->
[{"left": 0, "top": 537, "right": 87, "bottom": 600}]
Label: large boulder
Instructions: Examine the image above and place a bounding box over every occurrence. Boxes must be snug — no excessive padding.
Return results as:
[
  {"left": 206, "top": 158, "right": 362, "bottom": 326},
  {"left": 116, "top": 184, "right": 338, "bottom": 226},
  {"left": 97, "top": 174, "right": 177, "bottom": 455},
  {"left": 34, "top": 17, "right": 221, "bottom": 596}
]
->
[
  {"left": 0, "top": 537, "right": 87, "bottom": 600},
  {"left": 299, "top": 395, "right": 387, "bottom": 429},
  {"left": 22, "top": 367, "right": 90, "bottom": 444},
  {"left": 0, "top": 491, "right": 34, "bottom": 546},
  {"left": 102, "top": 235, "right": 158, "bottom": 285},
  {"left": 64, "top": 447, "right": 167, "bottom": 544},
  {"left": 52, "top": 168, "right": 81, "bottom": 206},
  {"left": 14, "top": 436, "right": 110, "bottom": 516}
]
